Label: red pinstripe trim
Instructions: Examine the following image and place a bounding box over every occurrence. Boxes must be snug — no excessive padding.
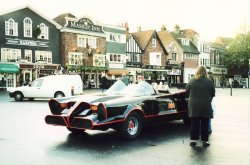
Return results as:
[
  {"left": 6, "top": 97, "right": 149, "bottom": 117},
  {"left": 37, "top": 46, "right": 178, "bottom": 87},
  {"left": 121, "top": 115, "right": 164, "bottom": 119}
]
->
[{"left": 94, "top": 108, "right": 144, "bottom": 126}]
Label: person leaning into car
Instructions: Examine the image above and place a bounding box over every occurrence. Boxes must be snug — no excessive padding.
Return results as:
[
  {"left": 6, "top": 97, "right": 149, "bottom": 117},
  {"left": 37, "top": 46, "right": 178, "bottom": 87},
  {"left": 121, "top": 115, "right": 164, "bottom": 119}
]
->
[{"left": 186, "top": 65, "right": 215, "bottom": 147}]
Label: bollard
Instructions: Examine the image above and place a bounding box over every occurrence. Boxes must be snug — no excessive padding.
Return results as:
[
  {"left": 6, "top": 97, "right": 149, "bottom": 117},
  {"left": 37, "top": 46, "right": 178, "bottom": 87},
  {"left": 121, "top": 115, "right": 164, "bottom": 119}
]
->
[
  {"left": 230, "top": 86, "right": 232, "bottom": 96},
  {"left": 71, "top": 86, "right": 74, "bottom": 96}
]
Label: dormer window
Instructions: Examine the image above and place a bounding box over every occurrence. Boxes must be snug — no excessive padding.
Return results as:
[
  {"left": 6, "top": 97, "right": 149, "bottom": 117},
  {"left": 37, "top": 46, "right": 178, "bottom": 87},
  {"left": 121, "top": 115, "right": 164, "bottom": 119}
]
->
[
  {"left": 181, "top": 38, "right": 189, "bottom": 46},
  {"left": 5, "top": 18, "right": 18, "bottom": 36},
  {"left": 38, "top": 23, "right": 49, "bottom": 39},
  {"left": 23, "top": 18, "right": 32, "bottom": 37}
]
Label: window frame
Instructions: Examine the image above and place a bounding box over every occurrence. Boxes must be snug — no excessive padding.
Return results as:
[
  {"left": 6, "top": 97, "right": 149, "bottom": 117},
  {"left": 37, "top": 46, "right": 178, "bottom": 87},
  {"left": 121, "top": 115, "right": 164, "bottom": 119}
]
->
[
  {"left": 152, "top": 39, "right": 156, "bottom": 48},
  {"left": 149, "top": 52, "right": 161, "bottom": 65},
  {"left": 38, "top": 23, "right": 49, "bottom": 39},
  {"left": 23, "top": 17, "right": 32, "bottom": 38},
  {"left": 5, "top": 18, "right": 18, "bottom": 36},
  {"left": 24, "top": 49, "right": 32, "bottom": 63},
  {"left": 68, "top": 52, "right": 83, "bottom": 65},
  {"left": 77, "top": 35, "right": 97, "bottom": 48},
  {"left": 35, "top": 51, "right": 52, "bottom": 64},
  {"left": 1, "top": 48, "right": 21, "bottom": 62}
]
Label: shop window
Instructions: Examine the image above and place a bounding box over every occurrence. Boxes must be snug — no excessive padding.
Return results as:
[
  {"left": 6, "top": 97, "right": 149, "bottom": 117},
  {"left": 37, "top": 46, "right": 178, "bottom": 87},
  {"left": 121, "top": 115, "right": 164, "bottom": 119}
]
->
[
  {"left": 93, "top": 54, "right": 106, "bottom": 67},
  {"left": 1, "top": 48, "right": 21, "bottom": 62},
  {"left": 35, "top": 51, "right": 52, "bottom": 63},
  {"left": 24, "top": 50, "right": 32, "bottom": 63},
  {"left": 68, "top": 52, "right": 83, "bottom": 65}
]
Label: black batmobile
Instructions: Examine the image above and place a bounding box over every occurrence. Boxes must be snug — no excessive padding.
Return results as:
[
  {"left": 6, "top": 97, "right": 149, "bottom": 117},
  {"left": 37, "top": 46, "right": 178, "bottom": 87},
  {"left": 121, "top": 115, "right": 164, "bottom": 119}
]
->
[{"left": 45, "top": 80, "right": 189, "bottom": 139}]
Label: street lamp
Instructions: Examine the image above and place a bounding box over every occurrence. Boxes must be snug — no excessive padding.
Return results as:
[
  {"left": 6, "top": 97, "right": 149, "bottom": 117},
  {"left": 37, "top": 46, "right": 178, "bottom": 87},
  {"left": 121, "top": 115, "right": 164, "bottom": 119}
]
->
[
  {"left": 82, "top": 53, "right": 88, "bottom": 87},
  {"left": 229, "top": 78, "right": 233, "bottom": 96}
]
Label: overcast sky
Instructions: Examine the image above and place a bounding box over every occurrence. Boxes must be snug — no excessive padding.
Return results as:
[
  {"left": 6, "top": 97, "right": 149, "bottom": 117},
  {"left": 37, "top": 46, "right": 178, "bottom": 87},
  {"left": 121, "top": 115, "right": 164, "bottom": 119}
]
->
[{"left": 0, "top": 0, "right": 249, "bottom": 41}]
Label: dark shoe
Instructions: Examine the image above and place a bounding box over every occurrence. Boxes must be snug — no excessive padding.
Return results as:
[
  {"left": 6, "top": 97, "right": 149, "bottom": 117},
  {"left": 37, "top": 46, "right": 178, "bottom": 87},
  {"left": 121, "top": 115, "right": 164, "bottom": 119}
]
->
[
  {"left": 190, "top": 142, "right": 197, "bottom": 146},
  {"left": 203, "top": 141, "right": 210, "bottom": 147}
]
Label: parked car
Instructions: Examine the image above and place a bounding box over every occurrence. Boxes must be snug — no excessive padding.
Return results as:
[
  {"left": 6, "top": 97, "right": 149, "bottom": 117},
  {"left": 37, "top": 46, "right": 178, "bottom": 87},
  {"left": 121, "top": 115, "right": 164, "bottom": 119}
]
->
[
  {"left": 9, "top": 74, "right": 83, "bottom": 101},
  {"left": 45, "top": 80, "right": 189, "bottom": 139}
]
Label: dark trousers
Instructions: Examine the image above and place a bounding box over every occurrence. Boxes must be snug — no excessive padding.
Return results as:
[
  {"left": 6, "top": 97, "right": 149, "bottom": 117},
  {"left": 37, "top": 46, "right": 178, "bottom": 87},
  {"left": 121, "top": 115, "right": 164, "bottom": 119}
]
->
[{"left": 190, "top": 117, "right": 209, "bottom": 141}]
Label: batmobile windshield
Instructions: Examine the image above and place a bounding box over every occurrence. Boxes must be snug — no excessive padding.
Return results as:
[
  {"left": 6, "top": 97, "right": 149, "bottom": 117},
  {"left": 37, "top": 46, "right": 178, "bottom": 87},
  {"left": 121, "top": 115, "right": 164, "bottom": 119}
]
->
[{"left": 105, "top": 80, "right": 155, "bottom": 97}]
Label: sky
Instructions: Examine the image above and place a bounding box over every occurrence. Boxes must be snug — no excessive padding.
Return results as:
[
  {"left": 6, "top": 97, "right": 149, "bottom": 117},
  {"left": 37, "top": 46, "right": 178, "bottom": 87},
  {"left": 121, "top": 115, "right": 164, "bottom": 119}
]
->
[{"left": 0, "top": 0, "right": 249, "bottom": 41}]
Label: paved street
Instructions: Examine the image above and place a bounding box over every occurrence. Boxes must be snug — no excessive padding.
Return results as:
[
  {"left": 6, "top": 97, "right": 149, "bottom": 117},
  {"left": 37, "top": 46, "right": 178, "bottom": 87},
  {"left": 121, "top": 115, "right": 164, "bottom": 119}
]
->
[{"left": 0, "top": 88, "right": 249, "bottom": 165}]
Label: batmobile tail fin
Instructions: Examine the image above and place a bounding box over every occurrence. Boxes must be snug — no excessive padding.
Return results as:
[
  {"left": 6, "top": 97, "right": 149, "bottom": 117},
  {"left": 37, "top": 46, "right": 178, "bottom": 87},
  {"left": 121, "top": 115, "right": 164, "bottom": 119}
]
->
[{"left": 48, "top": 99, "right": 65, "bottom": 115}]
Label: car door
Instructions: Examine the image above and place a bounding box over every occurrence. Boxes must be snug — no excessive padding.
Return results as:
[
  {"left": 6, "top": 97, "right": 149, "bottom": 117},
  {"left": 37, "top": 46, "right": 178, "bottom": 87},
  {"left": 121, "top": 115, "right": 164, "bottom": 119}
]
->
[{"left": 24, "top": 79, "right": 44, "bottom": 98}]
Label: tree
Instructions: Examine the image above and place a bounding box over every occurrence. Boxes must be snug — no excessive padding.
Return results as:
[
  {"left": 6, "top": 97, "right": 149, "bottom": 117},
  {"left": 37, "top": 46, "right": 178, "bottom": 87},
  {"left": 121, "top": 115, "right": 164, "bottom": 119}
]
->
[{"left": 222, "top": 33, "right": 250, "bottom": 68}]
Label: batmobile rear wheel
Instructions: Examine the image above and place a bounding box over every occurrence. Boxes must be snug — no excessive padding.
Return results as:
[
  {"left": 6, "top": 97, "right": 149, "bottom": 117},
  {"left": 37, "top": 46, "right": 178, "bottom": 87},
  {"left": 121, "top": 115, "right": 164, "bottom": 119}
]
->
[
  {"left": 118, "top": 112, "right": 142, "bottom": 139},
  {"left": 67, "top": 127, "right": 86, "bottom": 134}
]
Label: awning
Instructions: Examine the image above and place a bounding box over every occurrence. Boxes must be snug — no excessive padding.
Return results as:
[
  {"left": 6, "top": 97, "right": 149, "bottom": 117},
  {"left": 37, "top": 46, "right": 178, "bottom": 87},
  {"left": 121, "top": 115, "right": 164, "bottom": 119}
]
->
[
  {"left": 107, "top": 69, "right": 129, "bottom": 75},
  {"left": 0, "top": 63, "right": 19, "bottom": 73}
]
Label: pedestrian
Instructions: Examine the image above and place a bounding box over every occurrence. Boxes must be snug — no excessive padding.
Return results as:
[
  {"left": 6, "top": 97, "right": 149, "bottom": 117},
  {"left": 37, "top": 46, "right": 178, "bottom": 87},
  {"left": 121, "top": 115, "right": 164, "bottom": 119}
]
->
[
  {"left": 208, "top": 75, "right": 215, "bottom": 135},
  {"left": 186, "top": 65, "right": 215, "bottom": 147},
  {"left": 208, "top": 100, "right": 216, "bottom": 134},
  {"left": 100, "top": 73, "right": 109, "bottom": 92}
]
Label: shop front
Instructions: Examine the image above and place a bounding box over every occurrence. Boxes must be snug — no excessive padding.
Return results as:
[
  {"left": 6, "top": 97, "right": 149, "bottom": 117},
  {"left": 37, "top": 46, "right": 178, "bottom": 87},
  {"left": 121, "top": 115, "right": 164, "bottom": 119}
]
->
[
  {"left": 226, "top": 66, "right": 249, "bottom": 88},
  {"left": 210, "top": 66, "right": 227, "bottom": 87},
  {"left": 0, "top": 63, "right": 19, "bottom": 90},
  {"left": 142, "top": 63, "right": 183, "bottom": 87},
  {"left": 126, "top": 62, "right": 143, "bottom": 83},
  {"left": 19, "top": 63, "right": 60, "bottom": 86},
  {"left": 67, "top": 65, "right": 107, "bottom": 88}
]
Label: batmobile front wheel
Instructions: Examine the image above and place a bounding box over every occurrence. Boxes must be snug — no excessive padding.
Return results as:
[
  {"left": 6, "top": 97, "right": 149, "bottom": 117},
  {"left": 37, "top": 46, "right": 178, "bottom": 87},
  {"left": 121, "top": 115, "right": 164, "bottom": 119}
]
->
[
  {"left": 67, "top": 127, "right": 86, "bottom": 134},
  {"left": 118, "top": 112, "right": 142, "bottom": 139}
]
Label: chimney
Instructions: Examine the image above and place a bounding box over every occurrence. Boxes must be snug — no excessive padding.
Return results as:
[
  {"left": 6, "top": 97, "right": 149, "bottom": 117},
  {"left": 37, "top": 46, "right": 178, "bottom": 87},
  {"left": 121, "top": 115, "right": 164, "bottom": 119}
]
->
[
  {"left": 137, "top": 26, "right": 141, "bottom": 32},
  {"left": 161, "top": 25, "right": 167, "bottom": 31},
  {"left": 125, "top": 22, "right": 129, "bottom": 36},
  {"left": 174, "top": 24, "right": 180, "bottom": 33}
]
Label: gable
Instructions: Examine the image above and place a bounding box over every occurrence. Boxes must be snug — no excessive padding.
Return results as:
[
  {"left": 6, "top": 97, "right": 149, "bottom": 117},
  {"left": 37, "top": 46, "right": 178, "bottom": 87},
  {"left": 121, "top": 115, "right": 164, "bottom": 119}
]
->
[
  {"left": 0, "top": 7, "right": 61, "bottom": 29},
  {"left": 132, "top": 30, "right": 155, "bottom": 50},
  {"left": 126, "top": 35, "right": 142, "bottom": 53},
  {"left": 170, "top": 32, "right": 199, "bottom": 54}
]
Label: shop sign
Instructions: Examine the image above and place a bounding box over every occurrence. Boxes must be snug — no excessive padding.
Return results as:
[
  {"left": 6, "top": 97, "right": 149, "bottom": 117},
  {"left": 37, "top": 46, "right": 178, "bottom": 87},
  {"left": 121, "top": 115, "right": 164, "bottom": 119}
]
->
[
  {"left": 145, "top": 65, "right": 165, "bottom": 69},
  {"left": 109, "top": 63, "right": 124, "bottom": 69},
  {"left": 33, "top": 65, "right": 44, "bottom": 69},
  {"left": 6, "top": 38, "right": 49, "bottom": 47},
  {"left": 211, "top": 68, "right": 227, "bottom": 74},
  {"left": 126, "top": 63, "right": 142, "bottom": 68},
  {"left": 20, "top": 64, "right": 33, "bottom": 69},
  {"left": 66, "top": 18, "right": 104, "bottom": 33},
  {"left": 169, "top": 69, "right": 181, "bottom": 75}
]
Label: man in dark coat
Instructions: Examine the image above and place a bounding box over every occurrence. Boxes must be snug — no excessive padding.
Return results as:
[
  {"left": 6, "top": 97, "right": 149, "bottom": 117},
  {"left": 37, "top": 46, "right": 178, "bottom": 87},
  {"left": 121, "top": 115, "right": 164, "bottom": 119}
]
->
[
  {"left": 186, "top": 65, "right": 215, "bottom": 147},
  {"left": 100, "top": 73, "right": 109, "bottom": 92}
]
